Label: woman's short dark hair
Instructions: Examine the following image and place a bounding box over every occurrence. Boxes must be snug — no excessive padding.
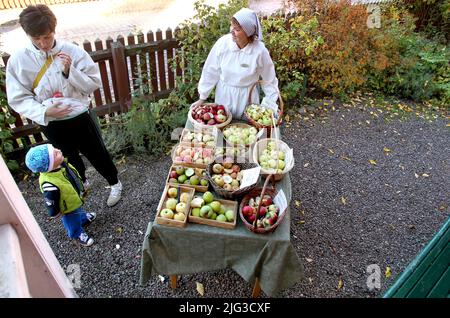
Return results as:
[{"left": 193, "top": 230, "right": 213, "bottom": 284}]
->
[
  {"left": 19, "top": 5, "right": 57, "bottom": 37},
  {"left": 231, "top": 17, "right": 257, "bottom": 43}
]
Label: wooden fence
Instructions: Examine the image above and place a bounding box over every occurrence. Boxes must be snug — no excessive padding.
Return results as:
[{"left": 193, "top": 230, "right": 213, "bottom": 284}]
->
[
  {"left": 0, "top": 27, "right": 181, "bottom": 159},
  {"left": 0, "top": 0, "right": 96, "bottom": 10}
]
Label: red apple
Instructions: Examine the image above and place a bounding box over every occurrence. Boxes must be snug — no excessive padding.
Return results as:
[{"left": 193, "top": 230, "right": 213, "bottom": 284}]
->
[
  {"left": 243, "top": 206, "right": 253, "bottom": 216},
  {"left": 261, "top": 196, "right": 273, "bottom": 206},
  {"left": 214, "top": 114, "right": 226, "bottom": 123},
  {"left": 259, "top": 206, "right": 267, "bottom": 217}
]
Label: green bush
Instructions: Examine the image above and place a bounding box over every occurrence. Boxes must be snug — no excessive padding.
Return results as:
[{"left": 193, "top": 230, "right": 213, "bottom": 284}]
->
[{"left": 0, "top": 68, "right": 18, "bottom": 171}]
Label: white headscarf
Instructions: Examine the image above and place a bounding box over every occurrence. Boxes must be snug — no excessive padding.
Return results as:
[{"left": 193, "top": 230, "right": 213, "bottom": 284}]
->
[{"left": 233, "top": 8, "right": 263, "bottom": 41}]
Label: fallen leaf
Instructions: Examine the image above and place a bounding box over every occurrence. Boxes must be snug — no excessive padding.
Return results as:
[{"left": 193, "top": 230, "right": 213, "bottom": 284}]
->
[
  {"left": 285, "top": 115, "right": 290, "bottom": 122},
  {"left": 422, "top": 173, "right": 430, "bottom": 177},
  {"left": 341, "top": 196, "right": 347, "bottom": 205},
  {"left": 414, "top": 173, "right": 419, "bottom": 178},
  {"left": 328, "top": 149, "right": 335, "bottom": 154},
  {"left": 158, "top": 275, "right": 165, "bottom": 282},
  {"left": 438, "top": 205, "right": 446, "bottom": 211},
  {"left": 298, "top": 220, "right": 305, "bottom": 225},
  {"left": 341, "top": 156, "right": 351, "bottom": 161},
  {"left": 138, "top": 230, "right": 144, "bottom": 235},
  {"left": 295, "top": 200, "right": 301, "bottom": 207},
  {"left": 196, "top": 282, "right": 205, "bottom": 296},
  {"left": 305, "top": 258, "right": 313, "bottom": 263},
  {"left": 369, "top": 159, "right": 377, "bottom": 165},
  {"left": 308, "top": 277, "right": 313, "bottom": 284},
  {"left": 304, "top": 162, "right": 310, "bottom": 167},
  {"left": 383, "top": 147, "right": 391, "bottom": 153},
  {"left": 116, "top": 227, "right": 123, "bottom": 234},
  {"left": 385, "top": 267, "right": 391, "bottom": 279},
  {"left": 338, "top": 279, "right": 343, "bottom": 290},
  {"left": 366, "top": 120, "right": 371, "bottom": 124},
  {"left": 23, "top": 174, "right": 29, "bottom": 181}
]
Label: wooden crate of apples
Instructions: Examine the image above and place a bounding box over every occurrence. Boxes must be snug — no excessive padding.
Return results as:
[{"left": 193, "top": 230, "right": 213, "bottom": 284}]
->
[
  {"left": 172, "top": 145, "right": 214, "bottom": 168},
  {"left": 156, "top": 185, "right": 194, "bottom": 228},
  {"left": 166, "top": 164, "right": 209, "bottom": 192},
  {"left": 188, "top": 191, "right": 238, "bottom": 229},
  {"left": 179, "top": 127, "right": 218, "bottom": 148}
]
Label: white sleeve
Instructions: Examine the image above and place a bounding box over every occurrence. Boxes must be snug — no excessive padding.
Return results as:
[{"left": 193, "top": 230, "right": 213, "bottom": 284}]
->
[
  {"left": 198, "top": 40, "right": 221, "bottom": 100},
  {"left": 259, "top": 48, "right": 279, "bottom": 109},
  {"left": 64, "top": 49, "right": 101, "bottom": 95},
  {"left": 5, "top": 60, "right": 49, "bottom": 126}
]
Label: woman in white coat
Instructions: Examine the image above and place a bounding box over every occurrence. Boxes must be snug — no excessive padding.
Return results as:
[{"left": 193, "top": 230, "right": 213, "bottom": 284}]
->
[{"left": 193, "top": 7, "right": 280, "bottom": 119}]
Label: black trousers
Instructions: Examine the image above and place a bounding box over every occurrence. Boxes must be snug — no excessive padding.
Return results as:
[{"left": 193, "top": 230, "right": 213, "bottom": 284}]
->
[{"left": 40, "top": 111, "right": 118, "bottom": 185}]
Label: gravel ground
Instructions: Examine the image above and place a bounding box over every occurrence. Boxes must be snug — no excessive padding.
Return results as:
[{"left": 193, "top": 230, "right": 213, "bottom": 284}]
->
[{"left": 17, "top": 101, "right": 449, "bottom": 298}]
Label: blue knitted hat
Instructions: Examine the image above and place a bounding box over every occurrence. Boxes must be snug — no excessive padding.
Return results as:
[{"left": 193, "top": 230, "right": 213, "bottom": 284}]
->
[{"left": 25, "top": 144, "right": 55, "bottom": 173}]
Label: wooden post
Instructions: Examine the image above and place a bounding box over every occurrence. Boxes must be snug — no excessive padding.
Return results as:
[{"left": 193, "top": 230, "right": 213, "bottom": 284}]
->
[
  {"left": 165, "top": 28, "right": 175, "bottom": 89},
  {"left": 111, "top": 41, "right": 131, "bottom": 112},
  {"left": 170, "top": 275, "right": 177, "bottom": 289},
  {"left": 155, "top": 29, "right": 167, "bottom": 92},
  {"left": 146, "top": 30, "right": 159, "bottom": 95},
  {"left": 83, "top": 40, "right": 103, "bottom": 107},
  {"left": 252, "top": 277, "right": 261, "bottom": 298}
]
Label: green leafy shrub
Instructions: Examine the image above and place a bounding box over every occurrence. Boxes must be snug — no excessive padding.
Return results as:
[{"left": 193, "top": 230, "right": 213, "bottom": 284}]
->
[{"left": 0, "top": 68, "right": 18, "bottom": 171}]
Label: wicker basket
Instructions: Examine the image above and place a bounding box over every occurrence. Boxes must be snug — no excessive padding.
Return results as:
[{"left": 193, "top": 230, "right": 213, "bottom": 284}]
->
[
  {"left": 243, "top": 80, "right": 284, "bottom": 130},
  {"left": 239, "top": 175, "right": 286, "bottom": 234},
  {"left": 206, "top": 157, "right": 259, "bottom": 200},
  {"left": 252, "top": 138, "right": 294, "bottom": 182},
  {"left": 222, "top": 122, "right": 259, "bottom": 148},
  {"left": 188, "top": 103, "right": 232, "bottom": 130}
]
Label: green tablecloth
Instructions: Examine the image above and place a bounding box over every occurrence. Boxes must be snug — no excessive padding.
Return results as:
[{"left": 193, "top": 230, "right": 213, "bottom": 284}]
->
[{"left": 139, "top": 121, "right": 303, "bottom": 296}]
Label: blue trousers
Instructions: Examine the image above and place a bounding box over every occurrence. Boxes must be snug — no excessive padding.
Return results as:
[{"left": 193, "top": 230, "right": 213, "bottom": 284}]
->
[{"left": 61, "top": 207, "right": 89, "bottom": 239}]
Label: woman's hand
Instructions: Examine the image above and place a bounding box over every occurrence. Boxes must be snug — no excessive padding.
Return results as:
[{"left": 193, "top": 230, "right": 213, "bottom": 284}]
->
[
  {"left": 56, "top": 52, "right": 72, "bottom": 76},
  {"left": 45, "top": 101, "right": 72, "bottom": 119},
  {"left": 191, "top": 99, "right": 205, "bottom": 108}
]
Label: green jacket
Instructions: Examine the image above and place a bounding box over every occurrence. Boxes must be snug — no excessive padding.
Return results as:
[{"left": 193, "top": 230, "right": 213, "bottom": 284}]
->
[{"left": 39, "top": 162, "right": 84, "bottom": 214}]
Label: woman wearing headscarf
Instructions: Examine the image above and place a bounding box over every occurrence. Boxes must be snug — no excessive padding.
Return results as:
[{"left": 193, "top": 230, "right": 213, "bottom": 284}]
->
[{"left": 192, "top": 7, "right": 280, "bottom": 119}]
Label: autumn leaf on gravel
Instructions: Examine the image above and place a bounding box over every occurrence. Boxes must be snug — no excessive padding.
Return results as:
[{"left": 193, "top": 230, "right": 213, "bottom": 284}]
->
[
  {"left": 285, "top": 115, "right": 290, "bottom": 122},
  {"left": 304, "top": 162, "right": 310, "bottom": 167},
  {"left": 369, "top": 159, "right": 377, "bottom": 166},
  {"left": 383, "top": 147, "right": 391, "bottom": 153},
  {"left": 305, "top": 258, "right": 313, "bottom": 263},
  {"left": 116, "top": 227, "right": 123, "bottom": 234},
  {"left": 328, "top": 149, "right": 335, "bottom": 154},
  {"left": 23, "top": 174, "right": 29, "bottom": 181},
  {"left": 385, "top": 267, "right": 391, "bottom": 279},
  {"left": 414, "top": 173, "right": 419, "bottom": 178},
  {"left": 158, "top": 275, "right": 165, "bottom": 282},
  {"left": 298, "top": 220, "right": 305, "bottom": 225},
  {"left": 341, "top": 156, "right": 351, "bottom": 161},
  {"left": 337, "top": 279, "right": 343, "bottom": 290},
  {"left": 295, "top": 200, "right": 301, "bottom": 208},
  {"left": 196, "top": 282, "right": 205, "bottom": 296},
  {"left": 422, "top": 173, "right": 430, "bottom": 177},
  {"left": 341, "top": 196, "right": 347, "bottom": 205}
]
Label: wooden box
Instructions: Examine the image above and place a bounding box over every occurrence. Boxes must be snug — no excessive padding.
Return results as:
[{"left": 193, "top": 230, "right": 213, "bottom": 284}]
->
[
  {"left": 172, "top": 145, "right": 215, "bottom": 169},
  {"left": 155, "top": 184, "right": 195, "bottom": 228},
  {"left": 166, "top": 164, "right": 209, "bottom": 193},
  {"left": 188, "top": 198, "right": 238, "bottom": 230},
  {"left": 179, "top": 127, "right": 218, "bottom": 148}
]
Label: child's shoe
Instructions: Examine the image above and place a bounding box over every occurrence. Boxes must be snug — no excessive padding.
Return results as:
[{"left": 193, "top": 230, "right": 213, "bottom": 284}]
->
[
  {"left": 78, "top": 232, "right": 94, "bottom": 247},
  {"left": 83, "top": 212, "right": 97, "bottom": 227}
]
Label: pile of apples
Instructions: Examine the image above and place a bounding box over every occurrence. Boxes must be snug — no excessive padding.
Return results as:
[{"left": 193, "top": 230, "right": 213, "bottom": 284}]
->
[
  {"left": 191, "top": 103, "right": 228, "bottom": 126},
  {"left": 181, "top": 129, "right": 216, "bottom": 148},
  {"left": 210, "top": 159, "right": 243, "bottom": 192},
  {"left": 245, "top": 104, "right": 275, "bottom": 126},
  {"left": 223, "top": 125, "right": 258, "bottom": 146},
  {"left": 168, "top": 166, "right": 209, "bottom": 187},
  {"left": 258, "top": 141, "right": 286, "bottom": 173},
  {"left": 159, "top": 187, "right": 190, "bottom": 222},
  {"left": 214, "top": 147, "right": 247, "bottom": 158},
  {"left": 242, "top": 194, "right": 279, "bottom": 229},
  {"left": 173, "top": 146, "right": 213, "bottom": 165},
  {"left": 190, "top": 191, "right": 235, "bottom": 223}
]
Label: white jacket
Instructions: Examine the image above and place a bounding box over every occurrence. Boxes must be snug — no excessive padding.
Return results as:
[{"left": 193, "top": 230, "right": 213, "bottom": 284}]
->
[
  {"left": 6, "top": 40, "right": 101, "bottom": 126},
  {"left": 198, "top": 34, "right": 279, "bottom": 118}
]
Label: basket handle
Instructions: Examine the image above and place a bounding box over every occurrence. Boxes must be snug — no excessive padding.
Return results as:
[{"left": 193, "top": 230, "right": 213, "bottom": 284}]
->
[
  {"left": 247, "top": 80, "right": 284, "bottom": 126},
  {"left": 252, "top": 174, "right": 274, "bottom": 231}
]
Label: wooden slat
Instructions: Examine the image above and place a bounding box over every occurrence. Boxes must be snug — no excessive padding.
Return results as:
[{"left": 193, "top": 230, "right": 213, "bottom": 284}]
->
[
  {"left": 83, "top": 40, "right": 103, "bottom": 107},
  {"left": 94, "top": 38, "right": 112, "bottom": 105},
  {"left": 165, "top": 28, "right": 175, "bottom": 89},
  {"left": 146, "top": 31, "right": 158, "bottom": 94},
  {"left": 105, "top": 37, "right": 118, "bottom": 101},
  {"left": 155, "top": 29, "right": 167, "bottom": 92},
  {"left": 127, "top": 33, "right": 138, "bottom": 93}
]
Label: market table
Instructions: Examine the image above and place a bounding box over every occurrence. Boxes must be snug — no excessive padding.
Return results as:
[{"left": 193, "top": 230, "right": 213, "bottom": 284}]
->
[{"left": 139, "top": 120, "right": 303, "bottom": 297}]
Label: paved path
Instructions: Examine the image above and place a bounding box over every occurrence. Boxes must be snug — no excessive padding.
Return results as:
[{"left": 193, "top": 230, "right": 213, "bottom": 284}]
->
[{"left": 0, "top": 0, "right": 286, "bottom": 60}]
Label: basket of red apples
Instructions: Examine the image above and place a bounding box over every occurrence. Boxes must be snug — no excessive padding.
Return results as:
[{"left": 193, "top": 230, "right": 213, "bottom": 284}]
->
[
  {"left": 239, "top": 175, "right": 286, "bottom": 234},
  {"left": 188, "top": 103, "right": 232, "bottom": 129}
]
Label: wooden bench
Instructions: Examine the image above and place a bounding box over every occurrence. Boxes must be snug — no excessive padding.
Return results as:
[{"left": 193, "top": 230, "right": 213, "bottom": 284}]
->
[{"left": 383, "top": 217, "right": 450, "bottom": 298}]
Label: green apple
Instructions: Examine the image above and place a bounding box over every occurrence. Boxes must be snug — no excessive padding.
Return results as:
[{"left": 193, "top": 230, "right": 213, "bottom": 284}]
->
[
  {"left": 174, "top": 213, "right": 185, "bottom": 221},
  {"left": 219, "top": 205, "right": 226, "bottom": 215},
  {"left": 167, "top": 187, "right": 178, "bottom": 198},
  {"left": 225, "top": 210, "right": 235, "bottom": 222},
  {"left": 216, "top": 214, "right": 227, "bottom": 222},
  {"left": 203, "top": 191, "right": 214, "bottom": 204},
  {"left": 200, "top": 179, "right": 209, "bottom": 186},
  {"left": 176, "top": 202, "right": 186, "bottom": 213},
  {"left": 185, "top": 168, "right": 195, "bottom": 177},
  {"left": 166, "top": 198, "right": 177, "bottom": 211},
  {"left": 178, "top": 175, "right": 187, "bottom": 183},
  {"left": 190, "top": 175, "right": 200, "bottom": 185},
  {"left": 192, "top": 208, "right": 201, "bottom": 217},
  {"left": 210, "top": 212, "right": 217, "bottom": 220},
  {"left": 176, "top": 166, "right": 185, "bottom": 175},
  {"left": 160, "top": 208, "right": 174, "bottom": 219},
  {"left": 200, "top": 205, "right": 212, "bottom": 218},
  {"left": 209, "top": 201, "right": 221, "bottom": 213}
]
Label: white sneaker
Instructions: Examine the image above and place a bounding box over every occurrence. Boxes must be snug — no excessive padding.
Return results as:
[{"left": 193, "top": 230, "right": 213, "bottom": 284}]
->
[
  {"left": 78, "top": 232, "right": 94, "bottom": 247},
  {"left": 107, "top": 180, "right": 122, "bottom": 207}
]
